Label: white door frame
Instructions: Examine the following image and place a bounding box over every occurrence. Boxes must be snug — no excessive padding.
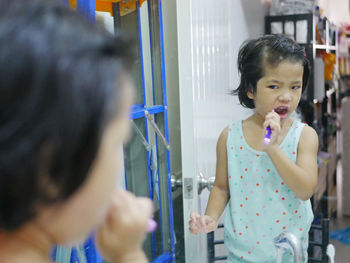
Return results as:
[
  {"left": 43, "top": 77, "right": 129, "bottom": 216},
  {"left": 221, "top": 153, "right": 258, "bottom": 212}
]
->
[{"left": 176, "top": 0, "right": 203, "bottom": 262}]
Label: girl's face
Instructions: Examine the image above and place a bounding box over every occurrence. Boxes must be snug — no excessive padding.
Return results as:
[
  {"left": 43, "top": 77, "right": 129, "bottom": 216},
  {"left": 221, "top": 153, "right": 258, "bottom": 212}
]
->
[
  {"left": 248, "top": 60, "right": 303, "bottom": 122},
  {"left": 36, "top": 75, "right": 135, "bottom": 245}
]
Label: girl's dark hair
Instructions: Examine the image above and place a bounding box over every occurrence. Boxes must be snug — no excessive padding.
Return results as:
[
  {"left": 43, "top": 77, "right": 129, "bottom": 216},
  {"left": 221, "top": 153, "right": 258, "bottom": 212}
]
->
[
  {"left": 0, "top": 0, "right": 134, "bottom": 230},
  {"left": 232, "top": 34, "right": 310, "bottom": 109}
]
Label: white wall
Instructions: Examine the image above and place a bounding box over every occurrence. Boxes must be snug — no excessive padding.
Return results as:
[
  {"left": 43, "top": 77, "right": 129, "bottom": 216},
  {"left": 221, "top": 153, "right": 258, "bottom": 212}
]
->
[{"left": 229, "top": 0, "right": 269, "bottom": 123}]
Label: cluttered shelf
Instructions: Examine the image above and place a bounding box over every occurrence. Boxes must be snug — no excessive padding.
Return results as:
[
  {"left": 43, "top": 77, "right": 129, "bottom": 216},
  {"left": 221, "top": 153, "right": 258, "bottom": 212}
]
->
[{"left": 314, "top": 44, "right": 337, "bottom": 51}]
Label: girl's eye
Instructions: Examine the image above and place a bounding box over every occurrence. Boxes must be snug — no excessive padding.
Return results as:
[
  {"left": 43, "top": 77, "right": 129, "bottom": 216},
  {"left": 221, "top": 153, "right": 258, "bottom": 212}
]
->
[
  {"left": 268, "top": 85, "right": 278, "bottom": 89},
  {"left": 291, "top": 86, "right": 301, "bottom": 90}
]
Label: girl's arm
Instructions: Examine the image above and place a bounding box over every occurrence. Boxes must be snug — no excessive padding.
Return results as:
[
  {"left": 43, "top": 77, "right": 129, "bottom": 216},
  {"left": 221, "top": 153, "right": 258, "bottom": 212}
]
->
[
  {"left": 205, "top": 127, "right": 230, "bottom": 220},
  {"left": 189, "top": 127, "right": 230, "bottom": 234},
  {"left": 266, "top": 125, "right": 319, "bottom": 200}
]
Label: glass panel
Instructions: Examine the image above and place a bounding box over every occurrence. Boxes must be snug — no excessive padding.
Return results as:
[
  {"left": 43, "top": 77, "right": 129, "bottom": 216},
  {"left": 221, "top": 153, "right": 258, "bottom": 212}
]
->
[
  {"left": 123, "top": 118, "right": 153, "bottom": 259},
  {"left": 148, "top": 0, "right": 164, "bottom": 106},
  {"left": 154, "top": 112, "right": 172, "bottom": 253},
  {"left": 115, "top": 8, "right": 144, "bottom": 105}
]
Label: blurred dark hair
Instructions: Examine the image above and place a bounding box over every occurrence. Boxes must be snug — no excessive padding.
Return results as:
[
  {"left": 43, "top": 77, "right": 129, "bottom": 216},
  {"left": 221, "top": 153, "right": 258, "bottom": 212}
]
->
[
  {"left": 0, "top": 0, "right": 134, "bottom": 230},
  {"left": 232, "top": 34, "right": 310, "bottom": 109}
]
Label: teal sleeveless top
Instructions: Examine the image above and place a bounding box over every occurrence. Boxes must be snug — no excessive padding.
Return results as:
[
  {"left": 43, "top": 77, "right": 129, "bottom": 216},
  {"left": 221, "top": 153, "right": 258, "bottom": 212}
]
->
[{"left": 224, "top": 120, "right": 313, "bottom": 263}]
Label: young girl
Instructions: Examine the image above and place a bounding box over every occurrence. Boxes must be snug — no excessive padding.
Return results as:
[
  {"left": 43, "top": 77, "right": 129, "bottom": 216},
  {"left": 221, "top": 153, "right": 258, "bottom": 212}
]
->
[
  {"left": 0, "top": 1, "right": 152, "bottom": 262},
  {"left": 189, "top": 34, "right": 318, "bottom": 262}
]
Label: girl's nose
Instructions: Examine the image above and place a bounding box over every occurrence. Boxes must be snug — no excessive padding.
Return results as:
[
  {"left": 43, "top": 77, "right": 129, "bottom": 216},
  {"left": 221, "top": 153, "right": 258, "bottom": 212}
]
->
[{"left": 279, "top": 91, "right": 292, "bottom": 102}]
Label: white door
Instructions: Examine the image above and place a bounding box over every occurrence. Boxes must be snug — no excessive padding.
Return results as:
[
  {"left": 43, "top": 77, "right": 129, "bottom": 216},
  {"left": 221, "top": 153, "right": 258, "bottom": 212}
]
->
[{"left": 176, "top": 0, "right": 261, "bottom": 262}]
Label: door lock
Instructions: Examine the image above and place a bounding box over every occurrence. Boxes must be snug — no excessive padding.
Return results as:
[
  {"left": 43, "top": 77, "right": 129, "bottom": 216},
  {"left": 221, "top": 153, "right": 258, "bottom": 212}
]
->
[{"left": 171, "top": 173, "right": 215, "bottom": 195}]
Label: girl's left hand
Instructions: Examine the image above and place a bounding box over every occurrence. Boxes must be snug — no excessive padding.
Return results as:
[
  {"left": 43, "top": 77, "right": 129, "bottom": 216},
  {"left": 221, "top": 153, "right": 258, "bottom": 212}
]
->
[{"left": 263, "top": 110, "right": 281, "bottom": 150}]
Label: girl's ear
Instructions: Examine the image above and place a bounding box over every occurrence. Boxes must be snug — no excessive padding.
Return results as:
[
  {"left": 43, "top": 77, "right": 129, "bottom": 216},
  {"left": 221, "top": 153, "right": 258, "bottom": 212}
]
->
[{"left": 247, "top": 90, "right": 254, "bottom": 100}]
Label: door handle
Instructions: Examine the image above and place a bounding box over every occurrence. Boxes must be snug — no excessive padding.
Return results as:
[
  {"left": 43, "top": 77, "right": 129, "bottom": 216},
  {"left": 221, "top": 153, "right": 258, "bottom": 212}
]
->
[
  {"left": 197, "top": 172, "right": 215, "bottom": 194},
  {"left": 171, "top": 172, "right": 215, "bottom": 195}
]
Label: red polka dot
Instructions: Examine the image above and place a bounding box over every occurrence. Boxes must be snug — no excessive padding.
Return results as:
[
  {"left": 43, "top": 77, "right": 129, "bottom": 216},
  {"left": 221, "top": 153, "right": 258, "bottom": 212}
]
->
[
  {"left": 256, "top": 213, "right": 259, "bottom": 216},
  {"left": 283, "top": 226, "right": 286, "bottom": 230},
  {"left": 245, "top": 226, "right": 248, "bottom": 229},
  {"left": 281, "top": 182, "right": 284, "bottom": 185},
  {"left": 239, "top": 232, "right": 242, "bottom": 235},
  {"left": 267, "top": 169, "right": 270, "bottom": 172},
  {"left": 241, "top": 256, "right": 244, "bottom": 259},
  {"left": 293, "top": 152, "right": 296, "bottom": 155},
  {"left": 229, "top": 176, "right": 231, "bottom": 179},
  {"left": 299, "top": 228, "right": 303, "bottom": 231},
  {"left": 283, "top": 212, "right": 286, "bottom": 215},
  {"left": 257, "top": 241, "right": 260, "bottom": 244},
  {"left": 282, "top": 197, "right": 285, "bottom": 200},
  {"left": 240, "top": 176, "right": 243, "bottom": 179},
  {"left": 240, "top": 204, "right": 243, "bottom": 207},
  {"left": 256, "top": 183, "right": 260, "bottom": 187},
  {"left": 295, "top": 210, "right": 298, "bottom": 214},
  {"left": 233, "top": 229, "right": 236, "bottom": 233},
  {"left": 276, "top": 220, "right": 280, "bottom": 223},
  {"left": 248, "top": 251, "right": 251, "bottom": 255},
  {"left": 245, "top": 197, "right": 248, "bottom": 200},
  {"left": 256, "top": 154, "right": 260, "bottom": 157},
  {"left": 240, "top": 146, "right": 243, "bottom": 150},
  {"left": 245, "top": 168, "right": 248, "bottom": 171},
  {"left": 275, "top": 190, "right": 279, "bottom": 193}
]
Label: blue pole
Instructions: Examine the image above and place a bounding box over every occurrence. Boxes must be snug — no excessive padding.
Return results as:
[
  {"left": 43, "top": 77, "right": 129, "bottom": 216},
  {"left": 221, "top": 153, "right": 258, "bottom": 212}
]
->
[
  {"left": 158, "top": 0, "right": 175, "bottom": 261},
  {"left": 77, "top": 0, "right": 95, "bottom": 22},
  {"left": 137, "top": 1, "right": 156, "bottom": 259},
  {"left": 147, "top": 0, "right": 165, "bottom": 256},
  {"left": 137, "top": 1, "right": 147, "bottom": 108}
]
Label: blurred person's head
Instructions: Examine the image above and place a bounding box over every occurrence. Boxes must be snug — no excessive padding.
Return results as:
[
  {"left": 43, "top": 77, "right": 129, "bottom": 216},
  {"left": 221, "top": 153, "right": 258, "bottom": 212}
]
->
[{"left": 0, "top": 0, "right": 134, "bottom": 244}]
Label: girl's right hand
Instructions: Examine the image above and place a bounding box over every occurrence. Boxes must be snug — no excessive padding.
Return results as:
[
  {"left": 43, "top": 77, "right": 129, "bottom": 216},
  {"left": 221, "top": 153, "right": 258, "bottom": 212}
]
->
[
  {"left": 95, "top": 190, "right": 152, "bottom": 263},
  {"left": 189, "top": 212, "right": 218, "bottom": 234}
]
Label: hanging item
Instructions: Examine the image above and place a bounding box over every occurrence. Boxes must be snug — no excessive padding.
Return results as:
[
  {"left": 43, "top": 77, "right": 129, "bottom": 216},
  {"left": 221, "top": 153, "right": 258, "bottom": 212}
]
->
[
  {"left": 322, "top": 52, "right": 336, "bottom": 81},
  {"left": 68, "top": 0, "right": 146, "bottom": 16},
  {"left": 96, "top": 0, "right": 146, "bottom": 16}
]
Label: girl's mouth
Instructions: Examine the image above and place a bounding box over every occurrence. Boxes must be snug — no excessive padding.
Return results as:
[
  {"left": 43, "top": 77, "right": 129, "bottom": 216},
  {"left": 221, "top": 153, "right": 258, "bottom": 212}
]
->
[{"left": 274, "top": 106, "right": 289, "bottom": 119}]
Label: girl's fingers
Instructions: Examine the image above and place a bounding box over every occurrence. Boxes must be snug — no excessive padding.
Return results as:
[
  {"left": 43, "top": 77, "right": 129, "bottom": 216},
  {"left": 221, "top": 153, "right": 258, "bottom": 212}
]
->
[{"left": 190, "top": 212, "right": 200, "bottom": 221}]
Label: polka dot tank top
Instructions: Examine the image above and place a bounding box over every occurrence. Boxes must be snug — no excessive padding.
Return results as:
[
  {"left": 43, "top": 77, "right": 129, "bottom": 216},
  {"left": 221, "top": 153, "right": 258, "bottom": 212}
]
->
[{"left": 224, "top": 120, "right": 314, "bottom": 263}]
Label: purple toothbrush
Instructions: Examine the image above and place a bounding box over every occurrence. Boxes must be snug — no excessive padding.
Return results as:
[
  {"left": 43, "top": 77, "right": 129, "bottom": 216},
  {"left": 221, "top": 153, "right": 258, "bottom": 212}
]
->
[{"left": 264, "top": 126, "right": 271, "bottom": 144}]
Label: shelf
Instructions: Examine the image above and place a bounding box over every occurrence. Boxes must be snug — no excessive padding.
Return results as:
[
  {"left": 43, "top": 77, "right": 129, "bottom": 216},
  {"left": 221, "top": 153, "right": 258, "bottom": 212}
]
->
[
  {"left": 326, "top": 87, "right": 336, "bottom": 97},
  {"left": 314, "top": 44, "right": 337, "bottom": 51}
]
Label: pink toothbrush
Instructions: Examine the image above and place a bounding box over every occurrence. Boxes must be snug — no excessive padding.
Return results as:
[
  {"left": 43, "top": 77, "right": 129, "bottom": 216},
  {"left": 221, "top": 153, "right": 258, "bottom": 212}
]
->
[{"left": 147, "top": 219, "right": 157, "bottom": 232}]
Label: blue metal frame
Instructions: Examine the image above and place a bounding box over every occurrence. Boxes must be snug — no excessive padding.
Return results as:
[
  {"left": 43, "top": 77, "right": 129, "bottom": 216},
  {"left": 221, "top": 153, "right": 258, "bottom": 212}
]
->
[
  {"left": 131, "top": 105, "right": 165, "bottom": 119},
  {"left": 142, "top": 0, "right": 175, "bottom": 261},
  {"left": 77, "top": 0, "right": 95, "bottom": 22},
  {"left": 135, "top": 1, "right": 157, "bottom": 259},
  {"left": 146, "top": 0, "right": 165, "bottom": 258},
  {"left": 158, "top": 1, "right": 175, "bottom": 261},
  {"left": 65, "top": 1, "right": 176, "bottom": 262}
]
